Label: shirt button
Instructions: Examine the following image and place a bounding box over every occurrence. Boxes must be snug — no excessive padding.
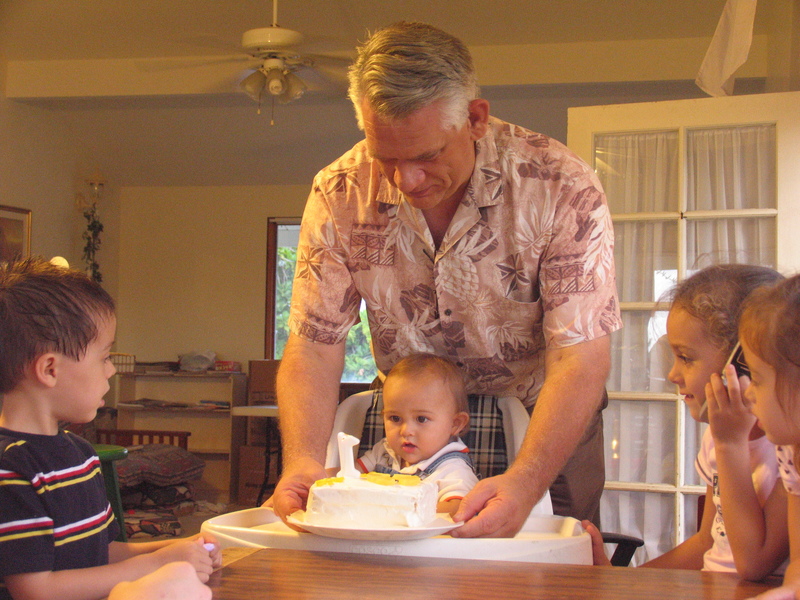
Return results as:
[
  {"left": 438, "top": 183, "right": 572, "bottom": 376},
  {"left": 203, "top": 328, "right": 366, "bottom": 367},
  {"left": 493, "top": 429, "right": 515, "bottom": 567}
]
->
[{"left": 444, "top": 309, "right": 452, "bottom": 316}]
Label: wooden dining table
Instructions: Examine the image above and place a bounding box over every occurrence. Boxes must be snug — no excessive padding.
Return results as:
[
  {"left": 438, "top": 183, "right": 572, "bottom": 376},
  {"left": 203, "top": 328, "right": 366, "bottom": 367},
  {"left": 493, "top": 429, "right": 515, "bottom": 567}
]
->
[{"left": 209, "top": 547, "right": 780, "bottom": 599}]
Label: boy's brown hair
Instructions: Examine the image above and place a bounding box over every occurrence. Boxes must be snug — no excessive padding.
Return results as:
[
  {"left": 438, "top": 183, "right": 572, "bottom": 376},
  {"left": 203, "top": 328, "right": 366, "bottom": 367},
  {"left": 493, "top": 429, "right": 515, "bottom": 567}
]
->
[{"left": 0, "top": 257, "right": 115, "bottom": 394}]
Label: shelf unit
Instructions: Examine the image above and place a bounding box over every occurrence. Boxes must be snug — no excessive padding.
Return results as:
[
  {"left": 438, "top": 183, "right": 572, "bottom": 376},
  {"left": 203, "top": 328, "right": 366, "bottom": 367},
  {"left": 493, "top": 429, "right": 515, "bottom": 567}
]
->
[{"left": 115, "top": 371, "right": 247, "bottom": 499}]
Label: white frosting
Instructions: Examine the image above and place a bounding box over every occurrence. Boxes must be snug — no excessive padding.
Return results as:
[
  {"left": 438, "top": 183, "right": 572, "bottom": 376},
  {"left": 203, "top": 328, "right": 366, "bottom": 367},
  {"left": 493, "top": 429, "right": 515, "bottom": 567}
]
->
[{"left": 305, "top": 475, "right": 438, "bottom": 528}]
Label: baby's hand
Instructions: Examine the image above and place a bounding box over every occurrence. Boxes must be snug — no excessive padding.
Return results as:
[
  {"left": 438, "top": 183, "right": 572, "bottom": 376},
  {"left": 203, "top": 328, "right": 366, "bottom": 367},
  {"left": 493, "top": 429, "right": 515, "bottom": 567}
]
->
[
  {"left": 153, "top": 538, "right": 214, "bottom": 582},
  {"left": 706, "top": 366, "right": 756, "bottom": 444}
]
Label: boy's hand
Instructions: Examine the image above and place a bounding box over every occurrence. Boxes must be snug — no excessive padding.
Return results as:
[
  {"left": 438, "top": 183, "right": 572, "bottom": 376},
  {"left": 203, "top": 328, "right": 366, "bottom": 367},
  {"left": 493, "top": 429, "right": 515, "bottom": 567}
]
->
[
  {"left": 706, "top": 366, "right": 756, "bottom": 445},
  {"left": 152, "top": 538, "right": 214, "bottom": 582},
  {"left": 109, "top": 562, "right": 211, "bottom": 600},
  {"left": 186, "top": 533, "right": 222, "bottom": 569},
  {"left": 581, "top": 520, "right": 612, "bottom": 566}
]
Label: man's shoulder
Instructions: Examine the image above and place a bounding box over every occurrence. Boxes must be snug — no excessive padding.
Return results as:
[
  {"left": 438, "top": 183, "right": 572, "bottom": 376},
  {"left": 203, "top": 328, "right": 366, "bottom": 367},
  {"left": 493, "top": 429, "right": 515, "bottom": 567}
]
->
[
  {"left": 314, "top": 139, "right": 371, "bottom": 181},
  {"left": 487, "top": 117, "right": 577, "bottom": 160}
]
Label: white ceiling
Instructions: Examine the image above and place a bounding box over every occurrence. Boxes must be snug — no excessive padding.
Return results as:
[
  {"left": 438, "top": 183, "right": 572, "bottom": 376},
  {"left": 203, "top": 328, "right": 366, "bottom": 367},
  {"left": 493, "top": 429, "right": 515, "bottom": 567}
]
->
[
  {"left": 0, "top": 0, "right": 768, "bottom": 188},
  {"left": 1, "top": 0, "right": 750, "bottom": 61}
]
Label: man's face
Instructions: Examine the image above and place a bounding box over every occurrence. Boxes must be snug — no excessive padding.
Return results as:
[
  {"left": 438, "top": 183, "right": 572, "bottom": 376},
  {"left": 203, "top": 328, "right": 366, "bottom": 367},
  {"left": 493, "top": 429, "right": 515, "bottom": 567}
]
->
[{"left": 363, "top": 99, "right": 486, "bottom": 214}]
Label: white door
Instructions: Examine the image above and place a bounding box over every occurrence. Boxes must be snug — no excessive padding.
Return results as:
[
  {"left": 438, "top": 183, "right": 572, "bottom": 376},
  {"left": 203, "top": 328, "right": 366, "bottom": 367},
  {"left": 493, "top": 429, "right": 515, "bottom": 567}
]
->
[{"left": 567, "top": 91, "right": 800, "bottom": 563}]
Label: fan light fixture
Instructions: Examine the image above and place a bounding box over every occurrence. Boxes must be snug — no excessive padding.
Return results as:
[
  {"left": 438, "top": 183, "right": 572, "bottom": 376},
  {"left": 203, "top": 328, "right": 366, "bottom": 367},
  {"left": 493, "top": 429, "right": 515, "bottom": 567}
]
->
[{"left": 241, "top": 57, "right": 307, "bottom": 121}]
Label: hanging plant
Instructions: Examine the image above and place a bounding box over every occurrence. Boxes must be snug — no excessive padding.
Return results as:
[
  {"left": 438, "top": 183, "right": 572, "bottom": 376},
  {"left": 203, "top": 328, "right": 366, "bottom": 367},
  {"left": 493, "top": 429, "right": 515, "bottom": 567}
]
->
[{"left": 82, "top": 202, "right": 103, "bottom": 283}]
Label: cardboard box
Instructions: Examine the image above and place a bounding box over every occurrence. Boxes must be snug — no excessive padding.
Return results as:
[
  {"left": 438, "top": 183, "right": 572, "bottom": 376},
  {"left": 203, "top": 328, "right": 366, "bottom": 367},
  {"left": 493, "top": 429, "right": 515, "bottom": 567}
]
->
[
  {"left": 248, "top": 360, "right": 280, "bottom": 406},
  {"left": 237, "top": 445, "right": 267, "bottom": 506}
]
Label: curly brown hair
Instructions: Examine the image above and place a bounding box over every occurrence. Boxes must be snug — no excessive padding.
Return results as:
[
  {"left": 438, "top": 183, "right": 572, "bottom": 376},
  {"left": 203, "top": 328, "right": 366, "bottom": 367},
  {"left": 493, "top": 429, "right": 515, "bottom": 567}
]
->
[{"left": 668, "top": 264, "right": 784, "bottom": 355}]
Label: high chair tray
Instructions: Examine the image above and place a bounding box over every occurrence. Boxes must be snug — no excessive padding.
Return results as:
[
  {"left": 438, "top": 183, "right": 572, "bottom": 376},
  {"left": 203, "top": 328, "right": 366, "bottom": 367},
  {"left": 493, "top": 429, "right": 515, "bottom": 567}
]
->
[{"left": 201, "top": 507, "right": 592, "bottom": 565}]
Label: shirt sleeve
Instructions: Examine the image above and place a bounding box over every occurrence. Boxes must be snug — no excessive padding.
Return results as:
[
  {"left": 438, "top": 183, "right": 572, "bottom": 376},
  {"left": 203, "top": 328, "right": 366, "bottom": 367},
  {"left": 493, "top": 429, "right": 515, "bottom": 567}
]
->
[
  {"left": 539, "top": 167, "right": 621, "bottom": 348},
  {"left": 288, "top": 174, "right": 362, "bottom": 345},
  {"left": 356, "top": 439, "right": 386, "bottom": 473},
  {"left": 428, "top": 458, "right": 480, "bottom": 503}
]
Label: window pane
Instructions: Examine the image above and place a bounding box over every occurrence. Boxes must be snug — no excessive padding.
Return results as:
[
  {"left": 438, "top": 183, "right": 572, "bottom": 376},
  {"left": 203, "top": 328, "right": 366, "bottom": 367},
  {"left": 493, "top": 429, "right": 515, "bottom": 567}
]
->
[
  {"left": 272, "top": 224, "right": 377, "bottom": 384},
  {"left": 605, "top": 399, "right": 676, "bottom": 485},
  {"left": 609, "top": 311, "right": 672, "bottom": 393},
  {"left": 601, "top": 490, "right": 675, "bottom": 565},
  {"left": 682, "top": 493, "right": 702, "bottom": 540},
  {"left": 614, "top": 221, "right": 678, "bottom": 303},
  {"left": 687, "top": 125, "right": 777, "bottom": 211},
  {"left": 595, "top": 130, "right": 679, "bottom": 214},
  {"left": 687, "top": 217, "right": 777, "bottom": 268},
  {"left": 683, "top": 406, "right": 707, "bottom": 487}
]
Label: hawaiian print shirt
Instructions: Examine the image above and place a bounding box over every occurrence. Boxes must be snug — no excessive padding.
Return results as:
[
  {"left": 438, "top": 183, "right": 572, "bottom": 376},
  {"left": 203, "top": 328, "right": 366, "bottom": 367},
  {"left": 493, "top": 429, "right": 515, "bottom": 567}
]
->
[{"left": 289, "top": 117, "right": 621, "bottom": 406}]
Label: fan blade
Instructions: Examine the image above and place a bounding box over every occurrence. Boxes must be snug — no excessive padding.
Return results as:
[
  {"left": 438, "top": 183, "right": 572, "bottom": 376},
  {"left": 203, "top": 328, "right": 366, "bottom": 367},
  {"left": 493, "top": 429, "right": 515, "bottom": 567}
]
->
[{"left": 134, "top": 54, "right": 253, "bottom": 72}]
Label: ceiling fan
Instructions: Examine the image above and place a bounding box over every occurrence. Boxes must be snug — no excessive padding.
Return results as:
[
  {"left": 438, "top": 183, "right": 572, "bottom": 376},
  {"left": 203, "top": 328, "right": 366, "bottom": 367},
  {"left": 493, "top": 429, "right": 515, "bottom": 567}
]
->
[{"left": 236, "top": 0, "right": 351, "bottom": 118}]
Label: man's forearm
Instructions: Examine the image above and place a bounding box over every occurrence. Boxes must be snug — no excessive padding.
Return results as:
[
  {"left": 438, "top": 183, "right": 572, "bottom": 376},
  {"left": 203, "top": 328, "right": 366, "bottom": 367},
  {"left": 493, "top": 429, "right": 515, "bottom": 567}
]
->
[
  {"left": 507, "top": 336, "right": 611, "bottom": 503},
  {"left": 276, "top": 334, "right": 346, "bottom": 466}
]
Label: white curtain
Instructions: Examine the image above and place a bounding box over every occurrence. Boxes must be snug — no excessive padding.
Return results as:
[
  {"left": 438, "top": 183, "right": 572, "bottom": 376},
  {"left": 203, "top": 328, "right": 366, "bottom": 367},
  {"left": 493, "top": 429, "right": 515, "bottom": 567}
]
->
[{"left": 594, "top": 124, "right": 776, "bottom": 564}]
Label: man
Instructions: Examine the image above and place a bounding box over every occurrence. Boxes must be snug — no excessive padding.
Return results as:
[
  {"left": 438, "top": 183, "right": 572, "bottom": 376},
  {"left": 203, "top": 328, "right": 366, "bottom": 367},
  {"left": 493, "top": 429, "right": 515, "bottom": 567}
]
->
[{"left": 272, "top": 21, "right": 620, "bottom": 537}]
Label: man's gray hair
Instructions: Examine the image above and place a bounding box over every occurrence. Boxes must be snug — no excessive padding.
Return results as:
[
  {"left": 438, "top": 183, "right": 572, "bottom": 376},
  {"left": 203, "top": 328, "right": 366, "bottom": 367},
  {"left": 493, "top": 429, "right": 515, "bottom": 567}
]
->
[{"left": 347, "top": 22, "right": 479, "bottom": 131}]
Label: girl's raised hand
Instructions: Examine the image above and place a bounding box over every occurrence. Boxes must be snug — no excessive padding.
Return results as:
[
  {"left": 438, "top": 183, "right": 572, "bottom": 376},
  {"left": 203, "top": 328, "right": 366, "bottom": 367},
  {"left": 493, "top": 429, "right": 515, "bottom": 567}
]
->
[{"left": 706, "top": 364, "right": 756, "bottom": 445}]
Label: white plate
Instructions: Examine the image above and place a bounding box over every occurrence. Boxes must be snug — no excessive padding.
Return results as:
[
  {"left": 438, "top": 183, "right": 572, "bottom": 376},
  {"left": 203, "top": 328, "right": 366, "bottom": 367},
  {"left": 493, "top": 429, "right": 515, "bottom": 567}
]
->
[{"left": 286, "top": 512, "right": 463, "bottom": 541}]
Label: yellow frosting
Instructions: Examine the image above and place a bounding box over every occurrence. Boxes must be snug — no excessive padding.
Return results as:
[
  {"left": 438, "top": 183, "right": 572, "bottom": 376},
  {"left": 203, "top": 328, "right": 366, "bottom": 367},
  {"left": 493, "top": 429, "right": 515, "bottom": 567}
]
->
[
  {"left": 314, "top": 477, "right": 344, "bottom": 486},
  {"left": 360, "top": 472, "right": 421, "bottom": 486}
]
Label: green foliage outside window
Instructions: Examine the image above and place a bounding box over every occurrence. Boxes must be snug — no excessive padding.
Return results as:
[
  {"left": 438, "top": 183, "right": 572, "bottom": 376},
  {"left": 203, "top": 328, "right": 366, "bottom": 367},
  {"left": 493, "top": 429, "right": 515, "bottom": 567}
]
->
[{"left": 274, "top": 245, "right": 377, "bottom": 383}]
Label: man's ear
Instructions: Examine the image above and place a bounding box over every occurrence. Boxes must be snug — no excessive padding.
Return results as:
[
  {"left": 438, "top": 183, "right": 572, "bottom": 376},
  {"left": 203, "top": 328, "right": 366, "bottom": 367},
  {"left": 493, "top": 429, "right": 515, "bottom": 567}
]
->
[
  {"left": 467, "top": 98, "right": 490, "bottom": 141},
  {"left": 451, "top": 411, "right": 470, "bottom": 436},
  {"left": 32, "top": 353, "right": 59, "bottom": 389}
]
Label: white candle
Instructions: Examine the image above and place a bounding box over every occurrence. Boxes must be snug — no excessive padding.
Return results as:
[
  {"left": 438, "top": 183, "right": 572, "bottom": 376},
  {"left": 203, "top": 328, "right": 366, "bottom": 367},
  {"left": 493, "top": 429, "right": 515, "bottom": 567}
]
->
[{"left": 336, "top": 432, "right": 360, "bottom": 478}]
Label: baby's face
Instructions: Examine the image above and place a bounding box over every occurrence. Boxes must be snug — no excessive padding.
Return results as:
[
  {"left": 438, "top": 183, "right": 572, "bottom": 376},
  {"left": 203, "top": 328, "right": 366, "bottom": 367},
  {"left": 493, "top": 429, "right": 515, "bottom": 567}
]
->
[{"left": 382, "top": 373, "right": 465, "bottom": 467}]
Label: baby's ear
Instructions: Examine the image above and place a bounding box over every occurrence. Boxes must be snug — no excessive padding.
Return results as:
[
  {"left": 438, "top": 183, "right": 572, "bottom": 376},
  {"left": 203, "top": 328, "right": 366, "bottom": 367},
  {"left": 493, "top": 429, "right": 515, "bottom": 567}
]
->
[{"left": 452, "top": 411, "right": 469, "bottom": 436}]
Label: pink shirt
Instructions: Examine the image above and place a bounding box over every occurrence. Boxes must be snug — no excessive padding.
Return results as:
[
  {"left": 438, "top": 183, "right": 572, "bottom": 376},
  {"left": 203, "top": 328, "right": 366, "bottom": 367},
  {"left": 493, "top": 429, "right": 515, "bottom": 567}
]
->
[{"left": 289, "top": 117, "right": 621, "bottom": 406}]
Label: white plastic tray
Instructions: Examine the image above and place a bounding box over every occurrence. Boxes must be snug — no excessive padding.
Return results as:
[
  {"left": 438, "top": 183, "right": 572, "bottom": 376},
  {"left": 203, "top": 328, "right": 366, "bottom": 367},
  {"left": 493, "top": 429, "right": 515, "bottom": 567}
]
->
[{"left": 201, "top": 507, "right": 592, "bottom": 565}]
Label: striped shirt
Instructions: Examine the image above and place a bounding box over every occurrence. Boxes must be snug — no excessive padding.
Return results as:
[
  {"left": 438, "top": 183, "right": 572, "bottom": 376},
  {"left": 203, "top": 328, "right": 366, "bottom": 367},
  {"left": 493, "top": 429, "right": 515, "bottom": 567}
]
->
[{"left": 0, "top": 428, "right": 118, "bottom": 589}]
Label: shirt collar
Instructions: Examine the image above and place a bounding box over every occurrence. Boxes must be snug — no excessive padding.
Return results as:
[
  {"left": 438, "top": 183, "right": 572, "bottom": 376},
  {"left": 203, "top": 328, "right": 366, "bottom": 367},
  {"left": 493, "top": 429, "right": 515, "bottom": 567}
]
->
[{"left": 383, "top": 438, "right": 468, "bottom": 473}]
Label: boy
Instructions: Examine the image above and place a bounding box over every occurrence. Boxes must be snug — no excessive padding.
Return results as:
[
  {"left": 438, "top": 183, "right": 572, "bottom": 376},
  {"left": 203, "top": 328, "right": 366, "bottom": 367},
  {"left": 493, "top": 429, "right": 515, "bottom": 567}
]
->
[
  {"left": 356, "top": 353, "right": 478, "bottom": 515},
  {"left": 0, "top": 257, "right": 220, "bottom": 600}
]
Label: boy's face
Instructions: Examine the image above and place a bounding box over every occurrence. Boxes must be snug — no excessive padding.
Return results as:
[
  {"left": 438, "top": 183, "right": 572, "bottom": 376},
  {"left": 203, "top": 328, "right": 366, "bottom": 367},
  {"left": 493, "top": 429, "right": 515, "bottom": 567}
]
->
[
  {"left": 53, "top": 315, "right": 117, "bottom": 424},
  {"left": 666, "top": 307, "right": 728, "bottom": 423},
  {"left": 742, "top": 342, "right": 799, "bottom": 445},
  {"left": 382, "top": 372, "right": 467, "bottom": 467}
]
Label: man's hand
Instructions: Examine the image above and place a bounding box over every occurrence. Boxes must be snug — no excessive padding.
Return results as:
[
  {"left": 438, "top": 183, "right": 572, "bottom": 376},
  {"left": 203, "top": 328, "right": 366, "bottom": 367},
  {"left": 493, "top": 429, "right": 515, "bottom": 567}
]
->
[
  {"left": 270, "top": 456, "right": 327, "bottom": 529},
  {"left": 450, "top": 472, "right": 536, "bottom": 538}
]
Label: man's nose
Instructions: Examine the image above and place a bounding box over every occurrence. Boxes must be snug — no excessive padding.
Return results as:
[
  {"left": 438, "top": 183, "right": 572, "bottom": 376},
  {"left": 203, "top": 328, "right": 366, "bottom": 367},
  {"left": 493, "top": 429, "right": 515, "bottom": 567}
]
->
[{"left": 393, "top": 162, "right": 425, "bottom": 194}]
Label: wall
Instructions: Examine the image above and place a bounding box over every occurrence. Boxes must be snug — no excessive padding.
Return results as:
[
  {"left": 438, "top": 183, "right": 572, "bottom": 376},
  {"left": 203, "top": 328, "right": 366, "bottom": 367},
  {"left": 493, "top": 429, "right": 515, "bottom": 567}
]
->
[{"left": 115, "top": 184, "right": 308, "bottom": 365}]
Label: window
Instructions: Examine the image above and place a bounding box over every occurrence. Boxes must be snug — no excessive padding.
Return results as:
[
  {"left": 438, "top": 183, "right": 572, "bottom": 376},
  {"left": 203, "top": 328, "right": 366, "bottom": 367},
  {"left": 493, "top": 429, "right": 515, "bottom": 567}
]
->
[
  {"left": 595, "top": 124, "right": 777, "bottom": 562},
  {"left": 265, "top": 218, "right": 377, "bottom": 384}
]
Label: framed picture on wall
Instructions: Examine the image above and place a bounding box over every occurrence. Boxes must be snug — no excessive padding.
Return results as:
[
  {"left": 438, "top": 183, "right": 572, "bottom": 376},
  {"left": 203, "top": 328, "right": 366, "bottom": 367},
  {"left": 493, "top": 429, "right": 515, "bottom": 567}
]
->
[{"left": 0, "top": 205, "right": 32, "bottom": 262}]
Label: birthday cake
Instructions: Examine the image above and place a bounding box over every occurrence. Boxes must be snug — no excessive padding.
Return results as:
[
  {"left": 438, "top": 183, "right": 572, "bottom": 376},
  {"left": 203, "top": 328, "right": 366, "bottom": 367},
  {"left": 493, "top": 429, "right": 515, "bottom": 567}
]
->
[{"left": 304, "top": 472, "right": 438, "bottom": 529}]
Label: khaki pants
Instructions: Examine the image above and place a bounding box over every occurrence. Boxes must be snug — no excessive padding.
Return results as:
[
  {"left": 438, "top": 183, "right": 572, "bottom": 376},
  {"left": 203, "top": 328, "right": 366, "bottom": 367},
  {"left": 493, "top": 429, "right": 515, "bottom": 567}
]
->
[{"left": 547, "top": 398, "right": 606, "bottom": 527}]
